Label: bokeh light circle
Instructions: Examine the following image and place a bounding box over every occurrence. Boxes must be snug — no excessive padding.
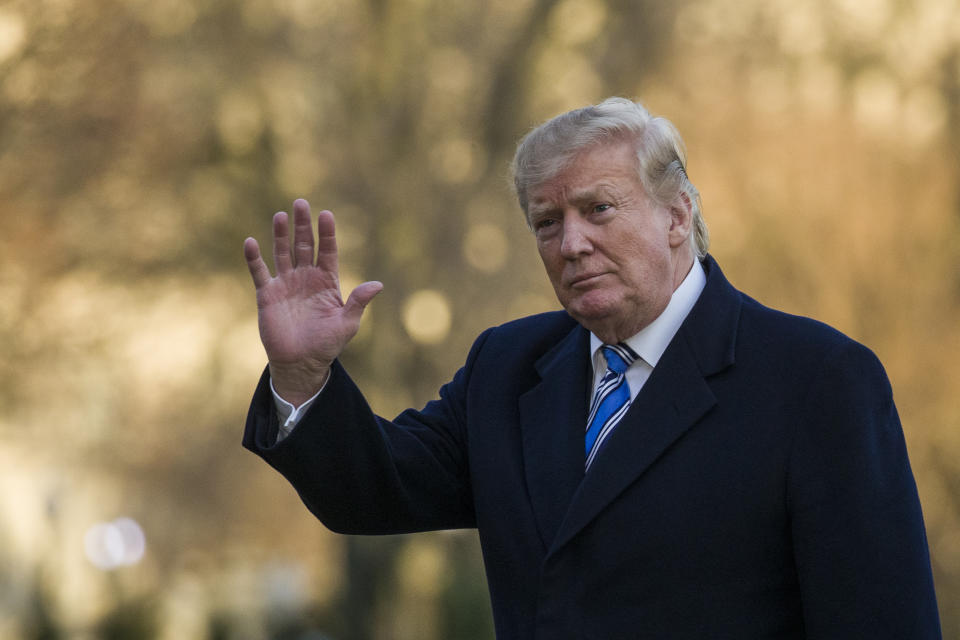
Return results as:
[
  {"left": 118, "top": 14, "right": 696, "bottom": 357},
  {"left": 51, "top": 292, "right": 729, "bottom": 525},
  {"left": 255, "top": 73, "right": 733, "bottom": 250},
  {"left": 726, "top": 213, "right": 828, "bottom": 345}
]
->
[
  {"left": 84, "top": 517, "right": 146, "bottom": 570},
  {"left": 402, "top": 290, "right": 452, "bottom": 345}
]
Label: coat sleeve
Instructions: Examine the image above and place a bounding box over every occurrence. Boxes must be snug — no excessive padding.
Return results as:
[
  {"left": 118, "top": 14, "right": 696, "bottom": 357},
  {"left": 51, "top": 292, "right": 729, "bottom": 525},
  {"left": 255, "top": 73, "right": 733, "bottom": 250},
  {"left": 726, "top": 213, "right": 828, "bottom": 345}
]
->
[
  {"left": 788, "top": 340, "right": 941, "bottom": 638},
  {"left": 242, "top": 328, "right": 495, "bottom": 535}
]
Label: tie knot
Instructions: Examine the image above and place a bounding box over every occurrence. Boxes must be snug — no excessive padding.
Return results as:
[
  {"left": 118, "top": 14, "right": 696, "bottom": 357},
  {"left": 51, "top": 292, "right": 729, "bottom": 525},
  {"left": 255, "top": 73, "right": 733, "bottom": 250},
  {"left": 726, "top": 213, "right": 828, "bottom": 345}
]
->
[{"left": 601, "top": 343, "right": 638, "bottom": 375}]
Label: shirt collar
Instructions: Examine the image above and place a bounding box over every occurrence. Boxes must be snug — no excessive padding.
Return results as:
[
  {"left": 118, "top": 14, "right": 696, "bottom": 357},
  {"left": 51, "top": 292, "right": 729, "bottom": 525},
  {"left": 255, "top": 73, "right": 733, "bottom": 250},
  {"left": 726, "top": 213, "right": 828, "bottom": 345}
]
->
[{"left": 590, "top": 258, "right": 707, "bottom": 368}]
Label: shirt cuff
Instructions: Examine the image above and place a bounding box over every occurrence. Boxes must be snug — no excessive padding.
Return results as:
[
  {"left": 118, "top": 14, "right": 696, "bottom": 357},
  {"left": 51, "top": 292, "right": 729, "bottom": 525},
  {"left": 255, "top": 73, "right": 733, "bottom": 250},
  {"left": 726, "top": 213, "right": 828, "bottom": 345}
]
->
[{"left": 270, "top": 377, "right": 327, "bottom": 442}]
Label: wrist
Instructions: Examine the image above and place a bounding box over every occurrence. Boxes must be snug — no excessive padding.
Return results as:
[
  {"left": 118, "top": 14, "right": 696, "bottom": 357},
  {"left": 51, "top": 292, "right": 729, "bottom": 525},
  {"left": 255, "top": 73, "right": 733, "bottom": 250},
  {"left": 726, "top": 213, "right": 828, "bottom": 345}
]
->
[{"left": 269, "top": 361, "right": 331, "bottom": 407}]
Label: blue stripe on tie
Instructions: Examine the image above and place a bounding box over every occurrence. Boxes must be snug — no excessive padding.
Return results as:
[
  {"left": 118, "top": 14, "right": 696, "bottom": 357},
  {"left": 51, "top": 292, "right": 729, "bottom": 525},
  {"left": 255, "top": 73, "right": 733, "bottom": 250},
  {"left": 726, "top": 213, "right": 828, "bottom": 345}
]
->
[{"left": 585, "top": 344, "right": 638, "bottom": 470}]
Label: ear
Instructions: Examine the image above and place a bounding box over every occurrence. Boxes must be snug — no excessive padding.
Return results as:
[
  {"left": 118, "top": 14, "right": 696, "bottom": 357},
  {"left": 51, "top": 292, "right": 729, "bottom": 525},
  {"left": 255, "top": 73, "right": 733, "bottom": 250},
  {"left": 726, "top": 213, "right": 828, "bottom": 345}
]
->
[{"left": 667, "top": 192, "right": 693, "bottom": 248}]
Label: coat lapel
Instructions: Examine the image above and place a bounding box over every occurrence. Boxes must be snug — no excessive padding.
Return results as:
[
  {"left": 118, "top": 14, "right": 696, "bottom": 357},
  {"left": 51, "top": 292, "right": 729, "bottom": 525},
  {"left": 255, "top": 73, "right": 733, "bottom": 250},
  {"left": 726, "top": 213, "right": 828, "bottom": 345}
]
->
[
  {"left": 518, "top": 324, "right": 591, "bottom": 550},
  {"left": 547, "top": 255, "right": 741, "bottom": 556},
  {"left": 548, "top": 336, "right": 716, "bottom": 554}
]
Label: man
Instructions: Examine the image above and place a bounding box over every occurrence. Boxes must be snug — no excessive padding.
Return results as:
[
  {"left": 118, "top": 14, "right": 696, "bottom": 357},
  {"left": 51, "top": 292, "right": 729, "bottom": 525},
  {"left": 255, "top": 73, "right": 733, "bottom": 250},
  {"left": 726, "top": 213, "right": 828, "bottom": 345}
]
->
[{"left": 243, "top": 98, "right": 941, "bottom": 638}]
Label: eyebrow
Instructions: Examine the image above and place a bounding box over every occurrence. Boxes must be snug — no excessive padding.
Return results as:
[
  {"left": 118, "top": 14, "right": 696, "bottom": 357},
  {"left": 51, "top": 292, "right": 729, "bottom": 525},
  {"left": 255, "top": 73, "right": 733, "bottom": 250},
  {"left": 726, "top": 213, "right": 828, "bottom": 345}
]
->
[
  {"left": 528, "top": 182, "right": 622, "bottom": 218},
  {"left": 569, "top": 183, "right": 620, "bottom": 204}
]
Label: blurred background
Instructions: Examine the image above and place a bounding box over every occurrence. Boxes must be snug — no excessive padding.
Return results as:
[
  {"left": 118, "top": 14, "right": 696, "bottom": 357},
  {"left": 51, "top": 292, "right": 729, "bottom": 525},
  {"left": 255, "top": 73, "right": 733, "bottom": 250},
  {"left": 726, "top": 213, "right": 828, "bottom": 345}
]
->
[{"left": 1, "top": 0, "right": 958, "bottom": 637}]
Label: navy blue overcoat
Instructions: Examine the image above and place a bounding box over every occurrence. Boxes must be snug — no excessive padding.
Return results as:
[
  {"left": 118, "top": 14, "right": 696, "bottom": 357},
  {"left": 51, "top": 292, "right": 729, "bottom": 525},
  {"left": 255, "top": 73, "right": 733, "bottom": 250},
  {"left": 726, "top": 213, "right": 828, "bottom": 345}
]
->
[{"left": 244, "top": 256, "right": 940, "bottom": 639}]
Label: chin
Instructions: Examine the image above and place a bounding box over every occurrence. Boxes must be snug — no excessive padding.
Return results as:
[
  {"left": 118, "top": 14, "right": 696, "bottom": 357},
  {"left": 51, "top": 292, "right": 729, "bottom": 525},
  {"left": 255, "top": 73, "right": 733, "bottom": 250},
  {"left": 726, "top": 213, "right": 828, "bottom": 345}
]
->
[{"left": 565, "top": 297, "right": 621, "bottom": 328}]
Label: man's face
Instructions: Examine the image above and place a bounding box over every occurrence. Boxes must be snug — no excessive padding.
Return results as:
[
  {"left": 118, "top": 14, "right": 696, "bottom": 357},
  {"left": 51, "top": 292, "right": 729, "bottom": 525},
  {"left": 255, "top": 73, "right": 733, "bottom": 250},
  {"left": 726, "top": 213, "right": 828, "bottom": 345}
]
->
[{"left": 527, "top": 140, "right": 692, "bottom": 343}]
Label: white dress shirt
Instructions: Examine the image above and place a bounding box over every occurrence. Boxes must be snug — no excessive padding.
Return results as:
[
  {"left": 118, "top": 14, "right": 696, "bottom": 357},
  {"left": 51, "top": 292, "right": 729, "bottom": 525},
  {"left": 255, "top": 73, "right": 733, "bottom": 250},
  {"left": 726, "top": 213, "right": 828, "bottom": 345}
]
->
[
  {"left": 272, "top": 378, "right": 322, "bottom": 441},
  {"left": 588, "top": 259, "right": 706, "bottom": 402}
]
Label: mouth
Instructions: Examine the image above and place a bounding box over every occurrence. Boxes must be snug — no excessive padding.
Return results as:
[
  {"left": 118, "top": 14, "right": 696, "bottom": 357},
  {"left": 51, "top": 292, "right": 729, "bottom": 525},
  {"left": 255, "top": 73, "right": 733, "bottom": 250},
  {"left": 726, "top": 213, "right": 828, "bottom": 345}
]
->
[{"left": 568, "top": 273, "right": 607, "bottom": 288}]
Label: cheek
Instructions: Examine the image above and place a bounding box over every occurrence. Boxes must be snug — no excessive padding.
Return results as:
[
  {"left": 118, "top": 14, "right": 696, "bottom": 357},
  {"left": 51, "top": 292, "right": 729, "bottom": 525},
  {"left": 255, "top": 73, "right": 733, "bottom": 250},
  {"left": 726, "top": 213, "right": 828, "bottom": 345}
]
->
[
  {"left": 618, "top": 240, "right": 670, "bottom": 283},
  {"left": 537, "top": 244, "right": 562, "bottom": 277}
]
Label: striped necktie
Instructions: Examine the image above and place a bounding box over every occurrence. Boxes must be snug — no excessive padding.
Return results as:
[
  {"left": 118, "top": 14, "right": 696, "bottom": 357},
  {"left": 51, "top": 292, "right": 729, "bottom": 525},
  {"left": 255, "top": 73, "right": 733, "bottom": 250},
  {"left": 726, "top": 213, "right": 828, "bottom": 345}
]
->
[{"left": 585, "top": 343, "right": 639, "bottom": 470}]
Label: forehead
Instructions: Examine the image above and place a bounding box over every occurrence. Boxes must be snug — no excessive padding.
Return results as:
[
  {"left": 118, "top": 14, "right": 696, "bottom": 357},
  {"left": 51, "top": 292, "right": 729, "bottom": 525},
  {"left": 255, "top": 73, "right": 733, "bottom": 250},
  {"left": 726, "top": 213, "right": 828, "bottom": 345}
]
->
[{"left": 527, "top": 141, "right": 641, "bottom": 208}]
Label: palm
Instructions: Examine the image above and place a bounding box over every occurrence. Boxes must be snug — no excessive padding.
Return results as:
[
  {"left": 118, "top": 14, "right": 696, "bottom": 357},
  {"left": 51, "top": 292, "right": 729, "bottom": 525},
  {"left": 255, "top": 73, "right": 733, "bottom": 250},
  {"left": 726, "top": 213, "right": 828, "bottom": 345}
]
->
[
  {"left": 255, "top": 267, "right": 349, "bottom": 365},
  {"left": 244, "top": 199, "right": 382, "bottom": 403}
]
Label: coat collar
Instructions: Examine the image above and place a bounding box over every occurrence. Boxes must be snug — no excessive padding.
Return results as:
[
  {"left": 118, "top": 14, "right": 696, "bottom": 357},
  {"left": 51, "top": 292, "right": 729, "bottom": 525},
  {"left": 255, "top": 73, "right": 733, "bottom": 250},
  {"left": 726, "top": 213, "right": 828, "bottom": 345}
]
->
[{"left": 521, "top": 255, "right": 742, "bottom": 554}]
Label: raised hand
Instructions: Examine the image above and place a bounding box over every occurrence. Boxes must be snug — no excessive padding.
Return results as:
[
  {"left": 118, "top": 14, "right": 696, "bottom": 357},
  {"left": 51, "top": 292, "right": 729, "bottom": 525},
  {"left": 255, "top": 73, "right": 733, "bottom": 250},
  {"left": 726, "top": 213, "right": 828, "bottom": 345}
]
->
[{"left": 244, "top": 199, "right": 382, "bottom": 405}]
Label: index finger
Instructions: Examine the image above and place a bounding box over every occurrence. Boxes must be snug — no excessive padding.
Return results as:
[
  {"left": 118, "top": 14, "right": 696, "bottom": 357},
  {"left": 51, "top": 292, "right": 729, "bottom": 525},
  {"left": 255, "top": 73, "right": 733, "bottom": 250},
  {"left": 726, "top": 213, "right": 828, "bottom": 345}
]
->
[{"left": 314, "top": 208, "right": 340, "bottom": 275}]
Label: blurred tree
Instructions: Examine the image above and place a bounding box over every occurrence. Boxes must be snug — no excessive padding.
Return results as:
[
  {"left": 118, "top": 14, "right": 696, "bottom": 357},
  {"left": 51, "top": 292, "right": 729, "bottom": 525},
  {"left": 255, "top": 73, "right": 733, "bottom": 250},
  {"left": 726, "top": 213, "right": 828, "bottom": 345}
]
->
[
  {"left": 21, "top": 571, "right": 63, "bottom": 640},
  {"left": 95, "top": 596, "right": 157, "bottom": 640}
]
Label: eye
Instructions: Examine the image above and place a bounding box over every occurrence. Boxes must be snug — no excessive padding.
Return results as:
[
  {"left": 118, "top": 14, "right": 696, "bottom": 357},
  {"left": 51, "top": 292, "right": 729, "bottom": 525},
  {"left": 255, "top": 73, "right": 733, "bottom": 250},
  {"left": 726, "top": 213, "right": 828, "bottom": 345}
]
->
[
  {"left": 532, "top": 217, "right": 561, "bottom": 238},
  {"left": 592, "top": 203, "right": 612, "bottom": 213}
]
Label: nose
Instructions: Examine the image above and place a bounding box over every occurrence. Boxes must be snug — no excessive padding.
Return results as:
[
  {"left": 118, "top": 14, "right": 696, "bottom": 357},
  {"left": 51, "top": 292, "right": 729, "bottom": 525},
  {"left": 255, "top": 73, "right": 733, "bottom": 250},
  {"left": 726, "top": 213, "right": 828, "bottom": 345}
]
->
[{"left": 559, "top": 212, "right": 593, "bottom": 259}]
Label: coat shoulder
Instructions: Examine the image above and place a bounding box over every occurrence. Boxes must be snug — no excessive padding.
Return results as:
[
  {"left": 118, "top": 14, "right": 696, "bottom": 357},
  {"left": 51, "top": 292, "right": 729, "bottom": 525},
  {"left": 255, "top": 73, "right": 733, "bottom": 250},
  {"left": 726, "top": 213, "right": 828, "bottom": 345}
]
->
[
  {"left": 461, "top": 311, "right": 582, "bottom": 382},
  {"left": 481, "top": 310, "right": 580, "bottom": 351},
  {"left": 687, "top": 257, "right": 879, "bottom": 375},
  {"left": 735, "top": 292, "right": 880, "bottom": 371}
]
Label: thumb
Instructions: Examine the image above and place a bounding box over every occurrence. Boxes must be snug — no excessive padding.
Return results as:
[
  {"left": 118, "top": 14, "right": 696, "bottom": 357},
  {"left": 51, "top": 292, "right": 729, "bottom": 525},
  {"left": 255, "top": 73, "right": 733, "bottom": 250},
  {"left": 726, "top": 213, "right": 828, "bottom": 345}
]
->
[{"left": 343, "top": 281, "right": 384, "bottom": 322}]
